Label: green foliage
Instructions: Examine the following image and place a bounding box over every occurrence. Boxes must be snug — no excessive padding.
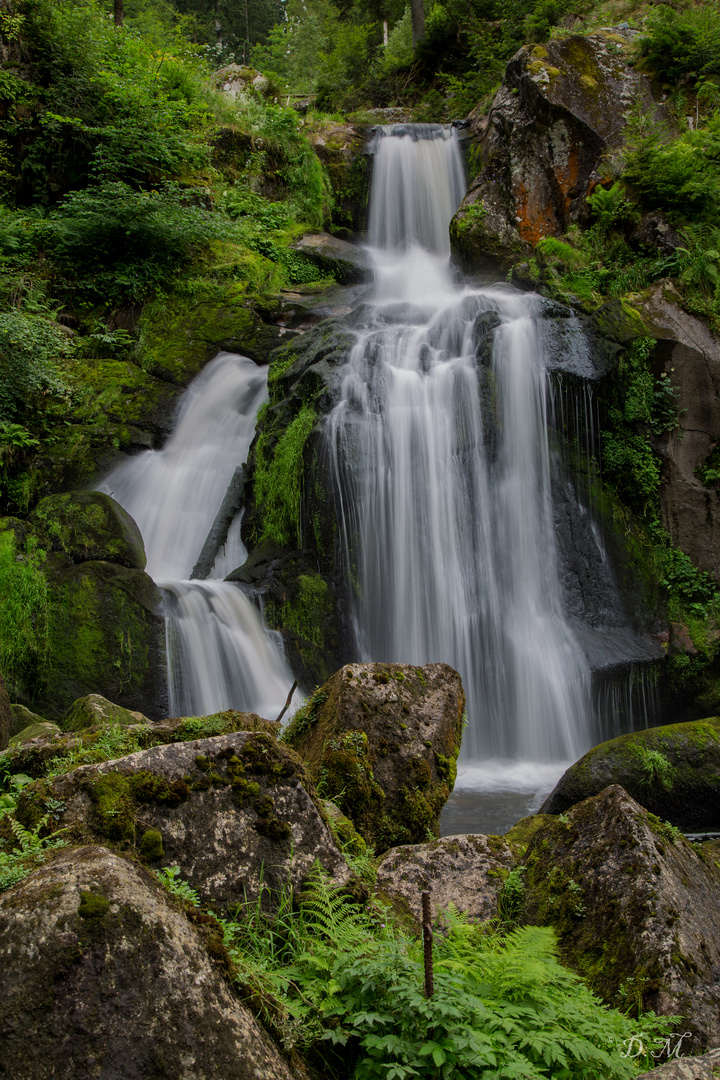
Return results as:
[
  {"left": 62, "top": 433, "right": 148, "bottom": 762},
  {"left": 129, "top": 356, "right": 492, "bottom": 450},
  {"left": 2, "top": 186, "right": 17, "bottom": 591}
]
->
[
  {"left": 0, "top": 308, "right": 71, "bottom": 423},
  {"left": 0, "top": 530, "right": 48, "bottom": 698},
  {"left": 38, "top": 181, "right": 230, "bottom": 303},
  {"left": 586, "top": 183, "right": 636, "bottom": 233},
  {"left": 253, "top": 402, "right": 317, "bottom": 546},
  {"left": 632, "top": 746, "right": 674, "bottom": 791},
  {"left": 0, "top": 812, "right": 67, "bottom": 892},
  {"left": 157, "top": 864, "right": 201, "bottom": 905},
  {"left": 637, "top": 3, "right": 720, "bottom": 85}
]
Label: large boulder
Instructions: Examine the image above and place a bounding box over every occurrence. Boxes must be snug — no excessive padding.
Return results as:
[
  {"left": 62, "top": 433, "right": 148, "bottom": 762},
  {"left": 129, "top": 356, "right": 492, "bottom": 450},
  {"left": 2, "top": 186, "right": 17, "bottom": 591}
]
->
[
  {"left": 32, "top": 731, "right": 350, "bottom": 909},
  {"left": 9, "top": 721, "right": 62, "bottom": 747},
  {"left": 9, "top": 703, "right": 48, "bottom": 738},
  {"left": 283, "top": 662, "right": 465, "bottom": 853},
  {"left": 520, "top": 785, "right": 720, "bottom": 1050},
  {"left": 636, "top": 1048, "right": 720, "bottom": 1080},
  {"left": 376, "top": 833, "right": 514, "bottom": 925},
  {"left": 60, "top": 693, "right": 150, "bottom": 733},
  {"left": 451, "top": 29, "right": 665, "bottom": 274},
  {"left": 30, "top": 491, "right": 147, "bottom": 570},
  {"left": 0, "top": 845, "right": 304, "bottom": 1080},
  {"left": 35, "top": 559, "right": 167, "bottom": 722},
  {"left": 541, "top": 716, "right": 720, "bottom": 829},
  {"left": 290, "top": 232, "right": 373, "bottom": 284}
]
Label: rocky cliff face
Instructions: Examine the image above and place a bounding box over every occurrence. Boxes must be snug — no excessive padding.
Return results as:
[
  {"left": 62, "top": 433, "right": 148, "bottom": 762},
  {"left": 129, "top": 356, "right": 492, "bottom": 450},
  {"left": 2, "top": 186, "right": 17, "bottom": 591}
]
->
[{"left": 451, "top": 29, "right": 665, "bottom": 274}]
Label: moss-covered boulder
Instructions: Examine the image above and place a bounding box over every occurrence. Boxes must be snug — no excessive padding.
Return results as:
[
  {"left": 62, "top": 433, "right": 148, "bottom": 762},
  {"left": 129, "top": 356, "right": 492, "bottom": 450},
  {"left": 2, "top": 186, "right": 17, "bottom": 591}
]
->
[
  {"left": 9, "top": 721, "right": 62, "bottom": 747},
  {"left": 520, "top": 785, "right": 720, "bottom": 1049},
  {"left": 61, "top": 693, "right": 150, "bottom": 733},
  {"left": 34, "top": 560, "right": 166, "bottom": 722},
  {"left": 0, "top": 845, "right": 304, "bottom": 1080},
  {"left": 9, "top": 703, "right": 48, "bottom": 738},
  {"left": 30, "top": 731, "right": 350, "bottom": 909},
  {"left": 283, "top": 662, "right": 465, "bottom": 854},
  {"left": 452, "top": 30, "right": 664, "bottom": 273},
  {"left": 30, "top": 491, "right": 146, "bottom": 569},
  {"left": 541, "top": 717, "right": 720, "bottom": 830},
  {"left": 376, "top": 833, "right": 514, "bottom": 927}
]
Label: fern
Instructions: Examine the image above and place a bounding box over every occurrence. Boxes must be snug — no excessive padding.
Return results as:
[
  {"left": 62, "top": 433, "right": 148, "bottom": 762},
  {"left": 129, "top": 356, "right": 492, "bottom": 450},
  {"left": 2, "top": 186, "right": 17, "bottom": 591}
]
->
[{"left": 0, "top": 812, "right": 67, "bottom": 892}]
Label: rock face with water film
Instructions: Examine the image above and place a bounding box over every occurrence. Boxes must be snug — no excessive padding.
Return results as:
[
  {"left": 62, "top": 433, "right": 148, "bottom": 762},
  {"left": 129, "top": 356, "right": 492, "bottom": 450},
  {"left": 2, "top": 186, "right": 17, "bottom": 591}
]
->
[
  {"left": 284, "top": 662, "right": 465, "bottom": 854},
  {"left": 0, "top": 845, "right": 306, "bottom": 1080},
  {"left": 375, "top": 833, "right": 514, "bottom": 926},
  {"left": 451, "top": 30, "right": 664, "bottom": 273},
  {"left": 37, "top": 731, "right": 351, "bottom": 909},
  {"left": 520, "top": 784, "right": 720, "bottom": 1050},
  {"left": 541, "top": 716, "right": 720, "bottom": 829}
]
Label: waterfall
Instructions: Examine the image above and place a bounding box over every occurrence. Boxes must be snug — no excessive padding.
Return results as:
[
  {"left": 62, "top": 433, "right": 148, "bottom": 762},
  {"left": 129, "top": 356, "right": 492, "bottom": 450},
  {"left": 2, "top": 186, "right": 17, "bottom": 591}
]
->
[
  {"left": 99, "top": 352, "right": 293, "bottom": 719},
  {"left": 327, "top": 124, "right": 591, "bottom": 768}
]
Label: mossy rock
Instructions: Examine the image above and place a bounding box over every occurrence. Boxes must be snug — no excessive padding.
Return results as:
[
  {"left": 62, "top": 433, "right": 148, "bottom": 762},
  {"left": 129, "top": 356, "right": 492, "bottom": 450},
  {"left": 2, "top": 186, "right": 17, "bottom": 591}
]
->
[
  {"left": 36, "top": 732, "right": 350, "bottom": 910},
  {"left": 9, "top": 704, "right": 48, "bottom": 738},
  {"left": 138, "top": 285, "right": 290, "bottom": 385},
  {"left": 542, "top": 717, "right": 720, "bottom": 830},
  {"left": 8, "top": 721, "right": 62, "bottom": 747},
  {"left": 61, "top": 694, "right": 150, "bottom": 733},
  {"left": 33, "top": 559, "right": 167, "bottom": 722},
  {"left": 284, "top": 662, "right": 465, "bottom": 854},
  {"left": 30, "top": 491, "right": 146, "bottom": 570},
  {"left": 519, "top": 785, "right": 720, "bottom": 1047}
]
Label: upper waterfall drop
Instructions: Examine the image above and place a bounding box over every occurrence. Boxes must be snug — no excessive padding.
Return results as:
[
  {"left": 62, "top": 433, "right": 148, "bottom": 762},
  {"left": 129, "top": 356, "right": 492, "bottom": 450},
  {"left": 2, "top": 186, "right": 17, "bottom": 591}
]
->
[{"left": 327, "top": 124, "right": 591, "bottom": 766}]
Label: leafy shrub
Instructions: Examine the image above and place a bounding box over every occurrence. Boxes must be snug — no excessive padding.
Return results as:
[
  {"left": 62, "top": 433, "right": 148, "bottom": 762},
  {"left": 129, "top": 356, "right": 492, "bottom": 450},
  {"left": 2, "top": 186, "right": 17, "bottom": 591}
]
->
[
  {"left": 0, "top": 531, "right": 48, "bottom": 698},
  {"left": 636, "top": 2, "right": 720, "bottom": 85},
  {"left": 38, "top": 181, "right": 229, "bottom": 302},
  {"left": 0, "top": 309, "right": 70, "bottom": 422}
]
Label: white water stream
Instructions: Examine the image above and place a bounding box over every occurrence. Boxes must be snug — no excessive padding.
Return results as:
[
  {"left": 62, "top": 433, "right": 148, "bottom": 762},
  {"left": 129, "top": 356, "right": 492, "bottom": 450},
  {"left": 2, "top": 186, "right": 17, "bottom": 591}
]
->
[
  {"left": 99, "top": 352, "right": 293, "bottom": 719},
  {"left": 328, "top": 124, "right": 592, "bottom": 801}
]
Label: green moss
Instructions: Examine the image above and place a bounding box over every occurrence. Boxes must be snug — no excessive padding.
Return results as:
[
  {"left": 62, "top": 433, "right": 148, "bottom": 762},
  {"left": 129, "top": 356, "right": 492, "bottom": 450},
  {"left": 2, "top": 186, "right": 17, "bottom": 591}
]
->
[
  {"left": 129, "top": 771, "right": 190, "bottom": 805},
  {"left": 89, "top": 772, "right": 136, "bottom": 842},
  {"left": 252, "top": 402, "right": 317, "bottom": 547},
  {"left": 78, "top": 891, "right": 110, "bottom": 918},
  {"left": 435, "top": 753, "right": 457, "bottom": 787},
  {"left": 139, "top": 827, "right": 164, "bottom": 860}
]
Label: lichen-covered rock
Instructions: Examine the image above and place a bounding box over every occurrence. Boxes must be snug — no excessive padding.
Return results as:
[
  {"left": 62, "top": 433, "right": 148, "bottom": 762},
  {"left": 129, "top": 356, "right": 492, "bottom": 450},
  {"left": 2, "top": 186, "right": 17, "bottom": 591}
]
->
[
  {"left": 376, "top": 833, "right": 514, "bottom": 926},
  {"left": 0, "top": 845, "right": 304, "bottom": 1080},
  {"left": 9, "top": 721, "right": 62, "bottom": 747},
  {"left": 452, "top": 30, "right": 665, "bottom": 273},
  {"left": 35, "top": 732, "right": 350, "bottom": 908},
  {"left": 35, "top": 559, "right": 167, "bottom": 722},
  {"left": 283, "top": 662, "right": 465, "bottom": 853},
  {"left": 9, "top": 703, "right": 48, "bottom": 738},
  {"left": 30, "top": 491, "right": 147, "bottom": 569},
  {"left": 0, "top": 710, "right": 279, "bottom": 785},
  {"left": 636, "top": 1047, "right": 720, "bottom": 1080},
  {"left": 520, "top": 785, "right": 720, "bottom": 1050},
  {"left": 61, "top": 694, "right": 150, "bottom": 733},
  {"left": 291, "top": 232, "right": 373, "bottom": 284},
  {"left": 541, "top": 717, "right": 720, "bottom": 829}
]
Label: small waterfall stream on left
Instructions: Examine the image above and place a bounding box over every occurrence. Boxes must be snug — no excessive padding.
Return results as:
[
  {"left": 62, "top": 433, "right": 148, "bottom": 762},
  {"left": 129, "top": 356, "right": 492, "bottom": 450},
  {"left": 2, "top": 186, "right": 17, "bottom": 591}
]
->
[{"left": 98, "top": 352, "right": 294, "bottom": 719}]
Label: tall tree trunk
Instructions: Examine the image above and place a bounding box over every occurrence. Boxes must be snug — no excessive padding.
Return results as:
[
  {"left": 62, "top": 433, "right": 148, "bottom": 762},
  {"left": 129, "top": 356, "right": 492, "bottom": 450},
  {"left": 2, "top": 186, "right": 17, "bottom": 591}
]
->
[
  {"left": 0, "top": 669, "right": 11, "bottom": 751},
  {"left": 409, "top": 0, "right": 425, "bottom": 44},
  {"left": 114, "top": 0, "right": 124, "bottom": 27}
]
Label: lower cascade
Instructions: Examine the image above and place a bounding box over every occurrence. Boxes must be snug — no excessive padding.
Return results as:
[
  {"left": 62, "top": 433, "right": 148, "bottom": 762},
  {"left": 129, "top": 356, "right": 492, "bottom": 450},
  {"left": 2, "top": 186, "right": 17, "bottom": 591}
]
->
[{"left": 99, "top": 352, "right": 293, "bottom": 720}]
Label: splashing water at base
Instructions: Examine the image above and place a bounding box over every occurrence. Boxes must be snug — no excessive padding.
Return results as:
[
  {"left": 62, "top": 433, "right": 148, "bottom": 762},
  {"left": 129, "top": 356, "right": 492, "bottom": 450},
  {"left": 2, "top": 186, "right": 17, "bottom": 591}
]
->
[
  {"left": 328, "top": 125, "right": 592, "bottom": 828},
  {"left": 99, "top": 353, "right": 293, "bottom": 719}
]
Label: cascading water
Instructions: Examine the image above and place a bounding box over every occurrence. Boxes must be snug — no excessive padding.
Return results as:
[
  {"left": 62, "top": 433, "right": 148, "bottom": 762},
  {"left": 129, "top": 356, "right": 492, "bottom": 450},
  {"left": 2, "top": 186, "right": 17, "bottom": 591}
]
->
[
  {"left": 327, "top": 124, "right": 592, "bottom": 819},
  {"left": 99, "top": 352, "right": 293, "bottom": 719}
]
